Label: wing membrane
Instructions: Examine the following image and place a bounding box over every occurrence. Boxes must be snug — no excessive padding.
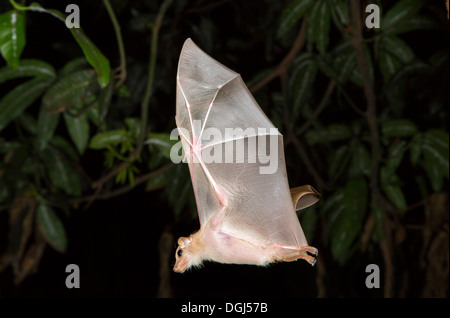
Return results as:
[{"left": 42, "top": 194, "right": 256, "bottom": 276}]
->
[{"left": 176, "top": 38, "right": 308, "bottom": 247}]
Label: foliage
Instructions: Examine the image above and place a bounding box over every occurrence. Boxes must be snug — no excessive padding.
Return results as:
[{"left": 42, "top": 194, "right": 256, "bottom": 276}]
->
[{"left": 0, "top": 0, "right": 448, "bottom": 297}]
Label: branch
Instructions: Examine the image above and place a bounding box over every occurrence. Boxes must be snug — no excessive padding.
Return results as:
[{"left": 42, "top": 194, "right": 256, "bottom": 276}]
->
[
  {"left": 380, "top": 218, "right": 394, "bottom": 298},
  {"left": 249, "top": 18, "right": 307, "bottom": 93},
  {"left": 349, "top": 0, "right": 380, "bottom": 202},
  {"left": 77, "top": 163, "right": 173, "bottom": 206},
  {"left": 350, "top": 0, "right": 395, "bottom": 297},
  {"left": 296, "top": 79, "right": 336, "bottom": 136}
]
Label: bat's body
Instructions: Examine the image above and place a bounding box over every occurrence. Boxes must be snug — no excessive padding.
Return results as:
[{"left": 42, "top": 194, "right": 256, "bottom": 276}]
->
[{"left": 173, "top": 39, "right": 320, "bottom": 273}]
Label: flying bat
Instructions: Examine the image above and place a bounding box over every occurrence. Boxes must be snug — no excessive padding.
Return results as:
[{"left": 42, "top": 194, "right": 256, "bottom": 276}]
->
[{"left": 173, "top": 38, "right": 320, "bottom": 273}]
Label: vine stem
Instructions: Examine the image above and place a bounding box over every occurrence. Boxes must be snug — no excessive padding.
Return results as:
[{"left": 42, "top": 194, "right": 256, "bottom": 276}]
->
[
  {"left": 103, "top": 0, "right": 127, "bottom": 88},
  {"left": 139, "top": 0, "right": 172, "bottom": 156},
  {"left": 249, "top": 18, "right": 307, "bottom": 93},
  {"left": 91, "top": 0, "right": 172, "bottom": 191}
]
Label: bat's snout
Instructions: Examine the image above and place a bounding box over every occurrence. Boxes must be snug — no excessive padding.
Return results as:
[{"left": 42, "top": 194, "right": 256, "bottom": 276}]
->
[{"left": 173, "top": 258, "right": 188, "bottom": 273}]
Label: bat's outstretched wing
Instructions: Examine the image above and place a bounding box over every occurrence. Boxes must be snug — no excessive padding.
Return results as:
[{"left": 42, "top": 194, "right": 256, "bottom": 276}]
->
[{"left": 176, "top": 39, "right": 308, "bottom": 248}]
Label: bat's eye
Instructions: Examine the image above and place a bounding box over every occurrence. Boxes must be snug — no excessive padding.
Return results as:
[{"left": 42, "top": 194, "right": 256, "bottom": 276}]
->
[{"left": 177, "top": 249, "right": 183, "bottom": 257}]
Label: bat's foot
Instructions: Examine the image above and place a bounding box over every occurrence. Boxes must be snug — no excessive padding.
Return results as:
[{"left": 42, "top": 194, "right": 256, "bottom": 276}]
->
[{"left": 273, "top": 245, "right": 318, "bottom": 266}]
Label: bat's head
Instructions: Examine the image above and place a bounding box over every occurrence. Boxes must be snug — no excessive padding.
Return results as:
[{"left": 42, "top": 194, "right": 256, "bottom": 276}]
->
[{"left": 173, "top": 235, "right": 204, "bottom": 273}]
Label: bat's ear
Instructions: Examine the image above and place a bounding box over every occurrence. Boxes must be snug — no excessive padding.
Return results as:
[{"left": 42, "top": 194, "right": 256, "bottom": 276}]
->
[
  {"left": 290, "top": 185, "right": 321, "bottom": 211},
  {"left": 177, "top": 236, "right": 192, "bottom": 248}
]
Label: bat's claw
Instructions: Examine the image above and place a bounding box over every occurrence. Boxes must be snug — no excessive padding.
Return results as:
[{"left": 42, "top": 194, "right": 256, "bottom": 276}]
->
[
  {"left": 273, "top": 245, "right": 318, "bottom": 266},
  {"left": 299, "top": 246, "right": 318, "bottom": 266}
]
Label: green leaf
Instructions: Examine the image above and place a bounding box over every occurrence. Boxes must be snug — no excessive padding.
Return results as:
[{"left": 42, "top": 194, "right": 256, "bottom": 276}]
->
[
  {"left": 42, "top": 147, "right": 82, "bottom": 196},
  {"left": 277, "top": 0, "right": 314, "bottom": 38},
  {"left": 125, "top": 117, "right": 142, "bottom": 140},
  {"left": 381, "top": 119, "right": 418, "bottom": 138},
  {"left": 380, "top": 166, "right": 407, "bottom": 210},
  {"left": 333, "top": 47, "right": 357, "bottom": 84},
  {"left": 50, "top": 136, "right": 80, "bottom": 162},
  {"left": 332, "top": 0, "right": 349, "bottom": 26},
  {"left": 328, "top": 145, "right": 350, "bottom": 179},
  {"left": 37, "top": 202, "right": 67, "bottom": 253},
  {"left": 147, "top": 133, "right": 178, "bottom": 159},
  {"left": 306, "top": 124, "right": 352, "bottom": 145},
  {"left": 9, "top": 0, "right": 110, "bottom": 87},
  {"left": 379, "top": 50, "right": 400, "bottom": 83},
  {"left": 386, "top": 185, "right": 408, "bottom": 211},
  {"left": 392, "top": 14, "right": 439, "bottom": 34},
  {"left": 380, "top": 35, "right": 414, "bottom": 64},
  {"left": 42, "top": 69, "right": 98, "bottom": 113},
  {"left": 70, "top": 28, "right": 111, "bottom": 88},
  {"left": 63, "top": 112, "right": 89, "bottom": 154},
  {"left": 37, "top": 106, "right": 60, "bottom": 151},
  {"left": 409, "top": 133, "right": 422, "bottom": 166},
  {"left": 350, "top": 44, "right": 374, "bottom": 86},
  {"left": 422, "top": 129, "right": 449, "bottom": 180},
  {"left": 0, "top": 59, "right": 56, "bottom": 84},
  {"left": 97, "top": 71, "right": 114, "bottom": 124},
  {"left": 384, "top": 61, "right": 428, "bottom": 93},
  {"left": 310, "top": 0, "right": 331, "bottom": 54},
  {"left": 59, "top": 57, "right": 89, "bottom": 76},
  {"left": 167, "top": 163, "right": 194, "bottom": 218},
  {"left": 331, "top": 178, "right": 368, "bottom": 263},
  {"left": 289, "top": 53, "right": 317, "bottom": 122},
  {"left": 89, "top": 129, "right": 128, "bottom": 149},
  {"left": 385, "top": 140, "right": 408, "bottom": 173},
  {"left": 348, "top": 141, "right": 371, "bottom": 178},
  {"left": 0, "top": 10, "right": 25, "bottom": 69},
  {"left": 18, "top": 112, "right": 37, "bottom": 135},
  {"left": 423, "top": 150, "right": 444, "bottom": 192},
  {"left": 322, "top": 188, "right": 346, "bottom": 233},
  {"left": 0, "top": 76, "right": 53, "bottom": 132},
  {"left": 383, "top": 0, "right": 424, "bottom": 31}
]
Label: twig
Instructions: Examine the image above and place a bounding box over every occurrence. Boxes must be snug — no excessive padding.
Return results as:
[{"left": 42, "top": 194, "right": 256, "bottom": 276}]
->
[
  {"left": 289, "top": 134, "right": 325, "bottom": 189},
  {"left": 77, "top": 163, "right": 173, "bottom": 206},
  {"left": 296, "top": 79, "right": 336, "bottom": 136},
  {"left": 380, "top": 218, "right": 394, "bottom": 298},
  {"left": 103, "top": 0, "right": 127, "bottom": 88},
  {"left": 399, "top": 195, "right": 432, "bottom": 213},
  {"left": 249, "top": 18, "right": 308, "bottom": 93},
  {"left": 446, "top": 0, "right": 449, "bottom": 19},
  {"left": 315, "top": 252, "right": 327, "bottom": 298},
  {"left": 157, "top": 228, "right": 174, "bottom": 297}
]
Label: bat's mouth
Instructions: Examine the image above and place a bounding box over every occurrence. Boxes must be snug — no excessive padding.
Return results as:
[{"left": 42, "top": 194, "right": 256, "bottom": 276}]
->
[{"left": 173, "top": 258, "right": 188, "bottom": 273}]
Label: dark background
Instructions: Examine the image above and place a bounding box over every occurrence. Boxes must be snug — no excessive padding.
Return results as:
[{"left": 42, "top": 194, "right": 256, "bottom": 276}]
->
[{"left": 0, "top": 0, "right": 448, "bottom": 298}]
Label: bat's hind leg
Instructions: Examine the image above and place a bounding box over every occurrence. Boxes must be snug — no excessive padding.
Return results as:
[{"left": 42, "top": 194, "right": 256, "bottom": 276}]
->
[{"left": 272, "top": 245, "right": 318, "bottom": 266}]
